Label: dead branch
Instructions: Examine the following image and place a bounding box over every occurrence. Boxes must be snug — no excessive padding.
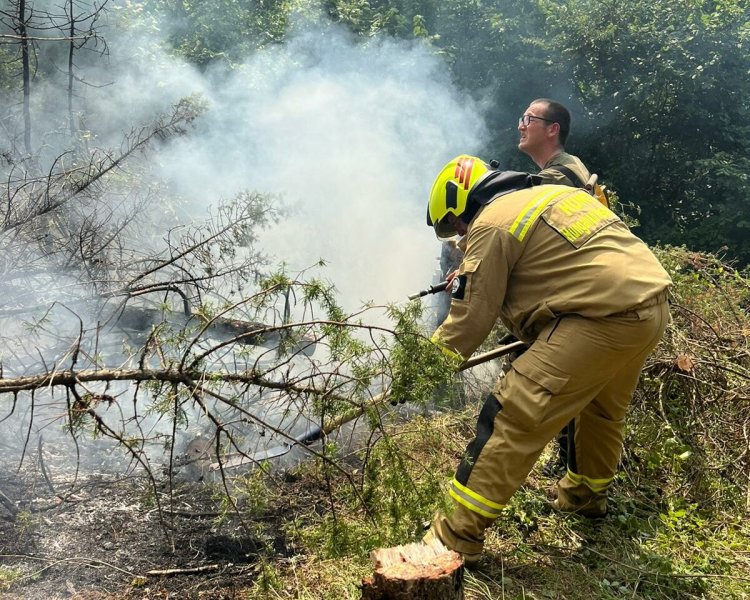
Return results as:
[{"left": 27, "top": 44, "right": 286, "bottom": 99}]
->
[
  {"left": 0, "top": 488, "right": 18, "bottom": 516},
  {"left": 0, "top": 366, "right": 324, "bottom": 395},
  {"left": 145, "top": 564, "right": 221, "bottom": 577}
]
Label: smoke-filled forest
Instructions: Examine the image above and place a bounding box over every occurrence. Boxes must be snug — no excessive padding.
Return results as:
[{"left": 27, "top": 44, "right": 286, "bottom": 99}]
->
[{"left": 0, "top": 1, "right": 749, "bottom": 598}]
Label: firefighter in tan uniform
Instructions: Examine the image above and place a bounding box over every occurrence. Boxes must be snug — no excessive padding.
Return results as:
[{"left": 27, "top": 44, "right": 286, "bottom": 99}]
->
[
  {"left": 517, "top": 98, "right": 596, "bottom": 475},
  {"left": 423, "top": 155, "right": 671, "bottom": 567}
]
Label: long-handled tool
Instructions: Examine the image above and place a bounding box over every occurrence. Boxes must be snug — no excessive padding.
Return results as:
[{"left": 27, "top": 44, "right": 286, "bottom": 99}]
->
[
  {"left": 407, "top": 280, "right": 450, "bottom": 301},
  {"left": 209, "top": 339, "right": 526, "bottom": 470}
]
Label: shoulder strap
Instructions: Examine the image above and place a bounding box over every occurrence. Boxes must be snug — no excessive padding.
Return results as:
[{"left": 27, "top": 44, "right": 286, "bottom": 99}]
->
[
  {"left": 470, "top": 170, "right": 542, "bottom": 206},
  {"left": 550, "top": 165, "right": 586, "bottom": 188}
]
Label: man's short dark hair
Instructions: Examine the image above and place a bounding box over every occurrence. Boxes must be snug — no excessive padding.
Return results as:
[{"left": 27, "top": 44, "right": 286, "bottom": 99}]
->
[{"left": 532, "top": 98, "right": 571, "bottom": 145}]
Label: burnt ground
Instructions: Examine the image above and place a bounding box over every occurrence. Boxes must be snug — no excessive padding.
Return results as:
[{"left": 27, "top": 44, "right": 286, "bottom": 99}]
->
[{"left": 0, "top": 437, "right": 308, "bottom": 600}]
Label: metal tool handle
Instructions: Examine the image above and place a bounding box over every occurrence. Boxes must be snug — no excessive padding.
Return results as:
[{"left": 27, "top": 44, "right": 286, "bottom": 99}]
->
[{"left": 407, "top": 280, "right": 450, "bottom": 300}]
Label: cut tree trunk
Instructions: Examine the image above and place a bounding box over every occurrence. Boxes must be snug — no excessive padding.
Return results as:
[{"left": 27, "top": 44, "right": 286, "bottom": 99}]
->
[{"left": 361, "top": 538, "right": 464, "bottom": 600}]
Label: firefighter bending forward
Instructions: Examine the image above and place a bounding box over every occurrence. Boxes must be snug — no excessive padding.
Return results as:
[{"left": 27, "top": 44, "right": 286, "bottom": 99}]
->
[{"left": 423, "top": 155, "right": 671, "bottom": 567}]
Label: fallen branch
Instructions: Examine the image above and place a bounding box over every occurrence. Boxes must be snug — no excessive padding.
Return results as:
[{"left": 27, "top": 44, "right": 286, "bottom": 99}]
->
[
  {"left": 145, "top": 564, "right": 221, "bottom": 577},
  {"left": 210, "top": 341, "right": 527, "bottom": 470}
]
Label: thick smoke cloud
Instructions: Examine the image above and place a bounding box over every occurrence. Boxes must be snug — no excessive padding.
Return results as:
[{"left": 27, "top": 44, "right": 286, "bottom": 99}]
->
[
  {"left": 1, "top": 7, "right": 488, "bottom": 467},
  {"left": 153, "top": 22, "right": 487, "bottom": 309},
  {"left": 4, "top": 6, "right": 488, "bottom": 311}
]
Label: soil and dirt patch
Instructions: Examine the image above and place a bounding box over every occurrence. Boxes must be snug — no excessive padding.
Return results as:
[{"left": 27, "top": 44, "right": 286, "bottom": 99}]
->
[{"left": 0, "top": 439, "right": 304, "bottom": 599}]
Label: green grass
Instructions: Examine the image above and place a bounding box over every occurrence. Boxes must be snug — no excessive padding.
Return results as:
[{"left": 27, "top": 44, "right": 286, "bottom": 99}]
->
[
  {"left": 0, "top": 566, "right": 24, "bottom": 591},
  {"left": 236, "top": 405, "right": 750, "bottom": 599}
]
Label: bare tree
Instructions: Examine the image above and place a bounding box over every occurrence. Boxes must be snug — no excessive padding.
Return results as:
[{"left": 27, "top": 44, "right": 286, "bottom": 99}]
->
[
  {"left": 0, "top": 0, "right": 108, "bottom": 154},
  {"left": 0, "top": 78, "right": 456, "bottom": 543}
]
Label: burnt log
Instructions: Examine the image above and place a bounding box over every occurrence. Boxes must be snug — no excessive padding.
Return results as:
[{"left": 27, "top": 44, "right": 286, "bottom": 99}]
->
[
  {"left": 113, "top": 306, "right": 271, "bottom": 345},
  {"left": 361, "top": 538, "right": 464, "bottom": 600},
  {"left": 112, "top": 305, "right": 316, "bottom": 354}
]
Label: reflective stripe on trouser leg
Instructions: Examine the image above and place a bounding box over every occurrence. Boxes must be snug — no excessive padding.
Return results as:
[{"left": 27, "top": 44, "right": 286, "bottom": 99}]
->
[
  {"left": 440, "top": 380, "right": 572, "bottom": 553},
  {"left": 555, "top": 469, "right": 613, "bottom": 515},
  {"left": 565, "top": 470, "right": 613, "bottom": 492},
  {"left": 434, "top": 392, "right": 507, "bottom": 555},
  {"left": 449, "top": 478, "right": 505, "bottom": 519}
]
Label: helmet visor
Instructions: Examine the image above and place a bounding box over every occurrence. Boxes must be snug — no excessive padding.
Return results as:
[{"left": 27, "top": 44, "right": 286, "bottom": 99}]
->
[{"left": 434, "top": 215, "right": 459, "bottom": 239}]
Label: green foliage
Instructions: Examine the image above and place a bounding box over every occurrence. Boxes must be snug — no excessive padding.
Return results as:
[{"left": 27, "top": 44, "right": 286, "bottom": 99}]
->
[
  {"left": 534, "top": 0, "right": 750, "bottom": 264},
  {"left": 297, "top": 414, "right": 456, "bottom": 557},
  {"left": 387, "top": 301, "right": 457, "bottom": 405},
  {"left": 626, "top": 246, "right": 750, "bottom": 516},
  {"left": 0, "top": 566, "right": 23, "bottom": 591},
  {"left": 140, "top": 0, "right": 294, "bottom": 67}
]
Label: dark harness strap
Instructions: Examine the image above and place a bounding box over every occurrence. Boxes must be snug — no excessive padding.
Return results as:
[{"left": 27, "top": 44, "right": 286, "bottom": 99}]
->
[{"left": 550, "top": 165, "right": 586, "bottom": 188}]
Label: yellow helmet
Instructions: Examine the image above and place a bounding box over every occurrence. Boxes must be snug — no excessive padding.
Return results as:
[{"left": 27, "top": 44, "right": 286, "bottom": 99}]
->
[{"left": 427, "top": 155, "right": 491, "bottom": 239}]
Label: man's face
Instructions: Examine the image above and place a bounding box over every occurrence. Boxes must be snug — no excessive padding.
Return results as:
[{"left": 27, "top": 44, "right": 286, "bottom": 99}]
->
[
  {"left": 518, "top": 102, "right": 554, "bottom": 155},
  {"left": 445, "top": 212, "right": 469, "bottom": 237}
]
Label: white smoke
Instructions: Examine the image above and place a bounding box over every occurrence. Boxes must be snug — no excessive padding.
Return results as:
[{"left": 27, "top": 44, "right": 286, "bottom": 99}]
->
[
  {"left": 1, "top": 7, "right": 488, "bottom": 470},
  {"left": 129, "top": 18, "right": 487, "bottom": 310},
  {"left": 3, "top": 6, "right": 487, "bottom": 311}
]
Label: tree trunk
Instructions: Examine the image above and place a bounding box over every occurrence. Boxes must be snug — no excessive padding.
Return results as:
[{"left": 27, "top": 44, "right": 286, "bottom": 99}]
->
[
  {"left": 361, "top": 538, "right": 464, "bottom": 600},
  {"left": 18, "top": 0, "right": 32, "bottom": 154},
  {"left": 67, "top": 0, "right": 76, "bottom": 137}
]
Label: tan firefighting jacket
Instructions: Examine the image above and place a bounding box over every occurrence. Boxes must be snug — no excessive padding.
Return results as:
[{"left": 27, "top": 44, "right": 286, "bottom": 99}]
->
[
  {"left": 432, "top": 185, "right": 672, "bottom": 359},
  {"left": 538, "top": 151, "right": 590, "bottom": 187}
]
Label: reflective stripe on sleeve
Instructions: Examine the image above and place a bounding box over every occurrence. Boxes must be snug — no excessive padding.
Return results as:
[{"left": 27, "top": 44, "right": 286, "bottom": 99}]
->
[
  {"left": 448, "top": 478, "right": 505, "bottom": 519},
  {"left": 566, "top": 470, "right": 614, "bottom": 493},
  {"left": 510, "top": 188, "right": 570, "bottom": 241}
]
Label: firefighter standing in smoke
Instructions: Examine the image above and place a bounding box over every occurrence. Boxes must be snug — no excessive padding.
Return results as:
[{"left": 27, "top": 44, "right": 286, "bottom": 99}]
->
[{"left": 421, "top": 155, "right": 671, "bottom": 567}]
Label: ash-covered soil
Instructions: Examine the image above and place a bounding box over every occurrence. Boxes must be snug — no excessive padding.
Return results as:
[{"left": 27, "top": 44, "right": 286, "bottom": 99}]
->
[{"left": 0, "top": 438, "right": 300, "bottom": 599}]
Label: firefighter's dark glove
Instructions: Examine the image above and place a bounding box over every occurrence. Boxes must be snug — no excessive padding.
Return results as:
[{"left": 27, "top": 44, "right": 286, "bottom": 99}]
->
[{"left": 498, "top": 332, "right": 528, "bottom": 369}]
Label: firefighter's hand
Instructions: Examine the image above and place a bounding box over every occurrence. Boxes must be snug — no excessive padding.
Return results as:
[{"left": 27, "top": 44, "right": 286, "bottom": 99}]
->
[
  {"left": 498, "top": 333, "right": 529, "bottom": 361},
  {"left": 500, "top": 335, "right": 529, "bottom": 374},
  {"left": 444, "top": 270, "right": 458, "bottom": 292}
]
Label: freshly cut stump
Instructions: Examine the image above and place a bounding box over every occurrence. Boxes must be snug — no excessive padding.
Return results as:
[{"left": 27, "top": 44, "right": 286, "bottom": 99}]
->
[{"left": 360, "top": 537, "right": 464, "bottom": 599}]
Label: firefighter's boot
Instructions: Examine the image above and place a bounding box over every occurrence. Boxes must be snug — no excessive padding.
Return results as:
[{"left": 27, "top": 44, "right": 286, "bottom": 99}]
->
[{"left": 551, "top": 474, "right": 608, "bottom": 518}]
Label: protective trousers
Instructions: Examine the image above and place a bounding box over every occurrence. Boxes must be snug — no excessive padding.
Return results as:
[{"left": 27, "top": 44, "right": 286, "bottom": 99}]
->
[{"left": 432, "top": 297, "right": 669, "bottom": 556}]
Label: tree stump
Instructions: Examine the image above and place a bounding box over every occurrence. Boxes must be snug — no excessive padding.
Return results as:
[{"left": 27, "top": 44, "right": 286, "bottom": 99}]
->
[{"left": 360, "top": 536, "right": 464, "bottom": 600}]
